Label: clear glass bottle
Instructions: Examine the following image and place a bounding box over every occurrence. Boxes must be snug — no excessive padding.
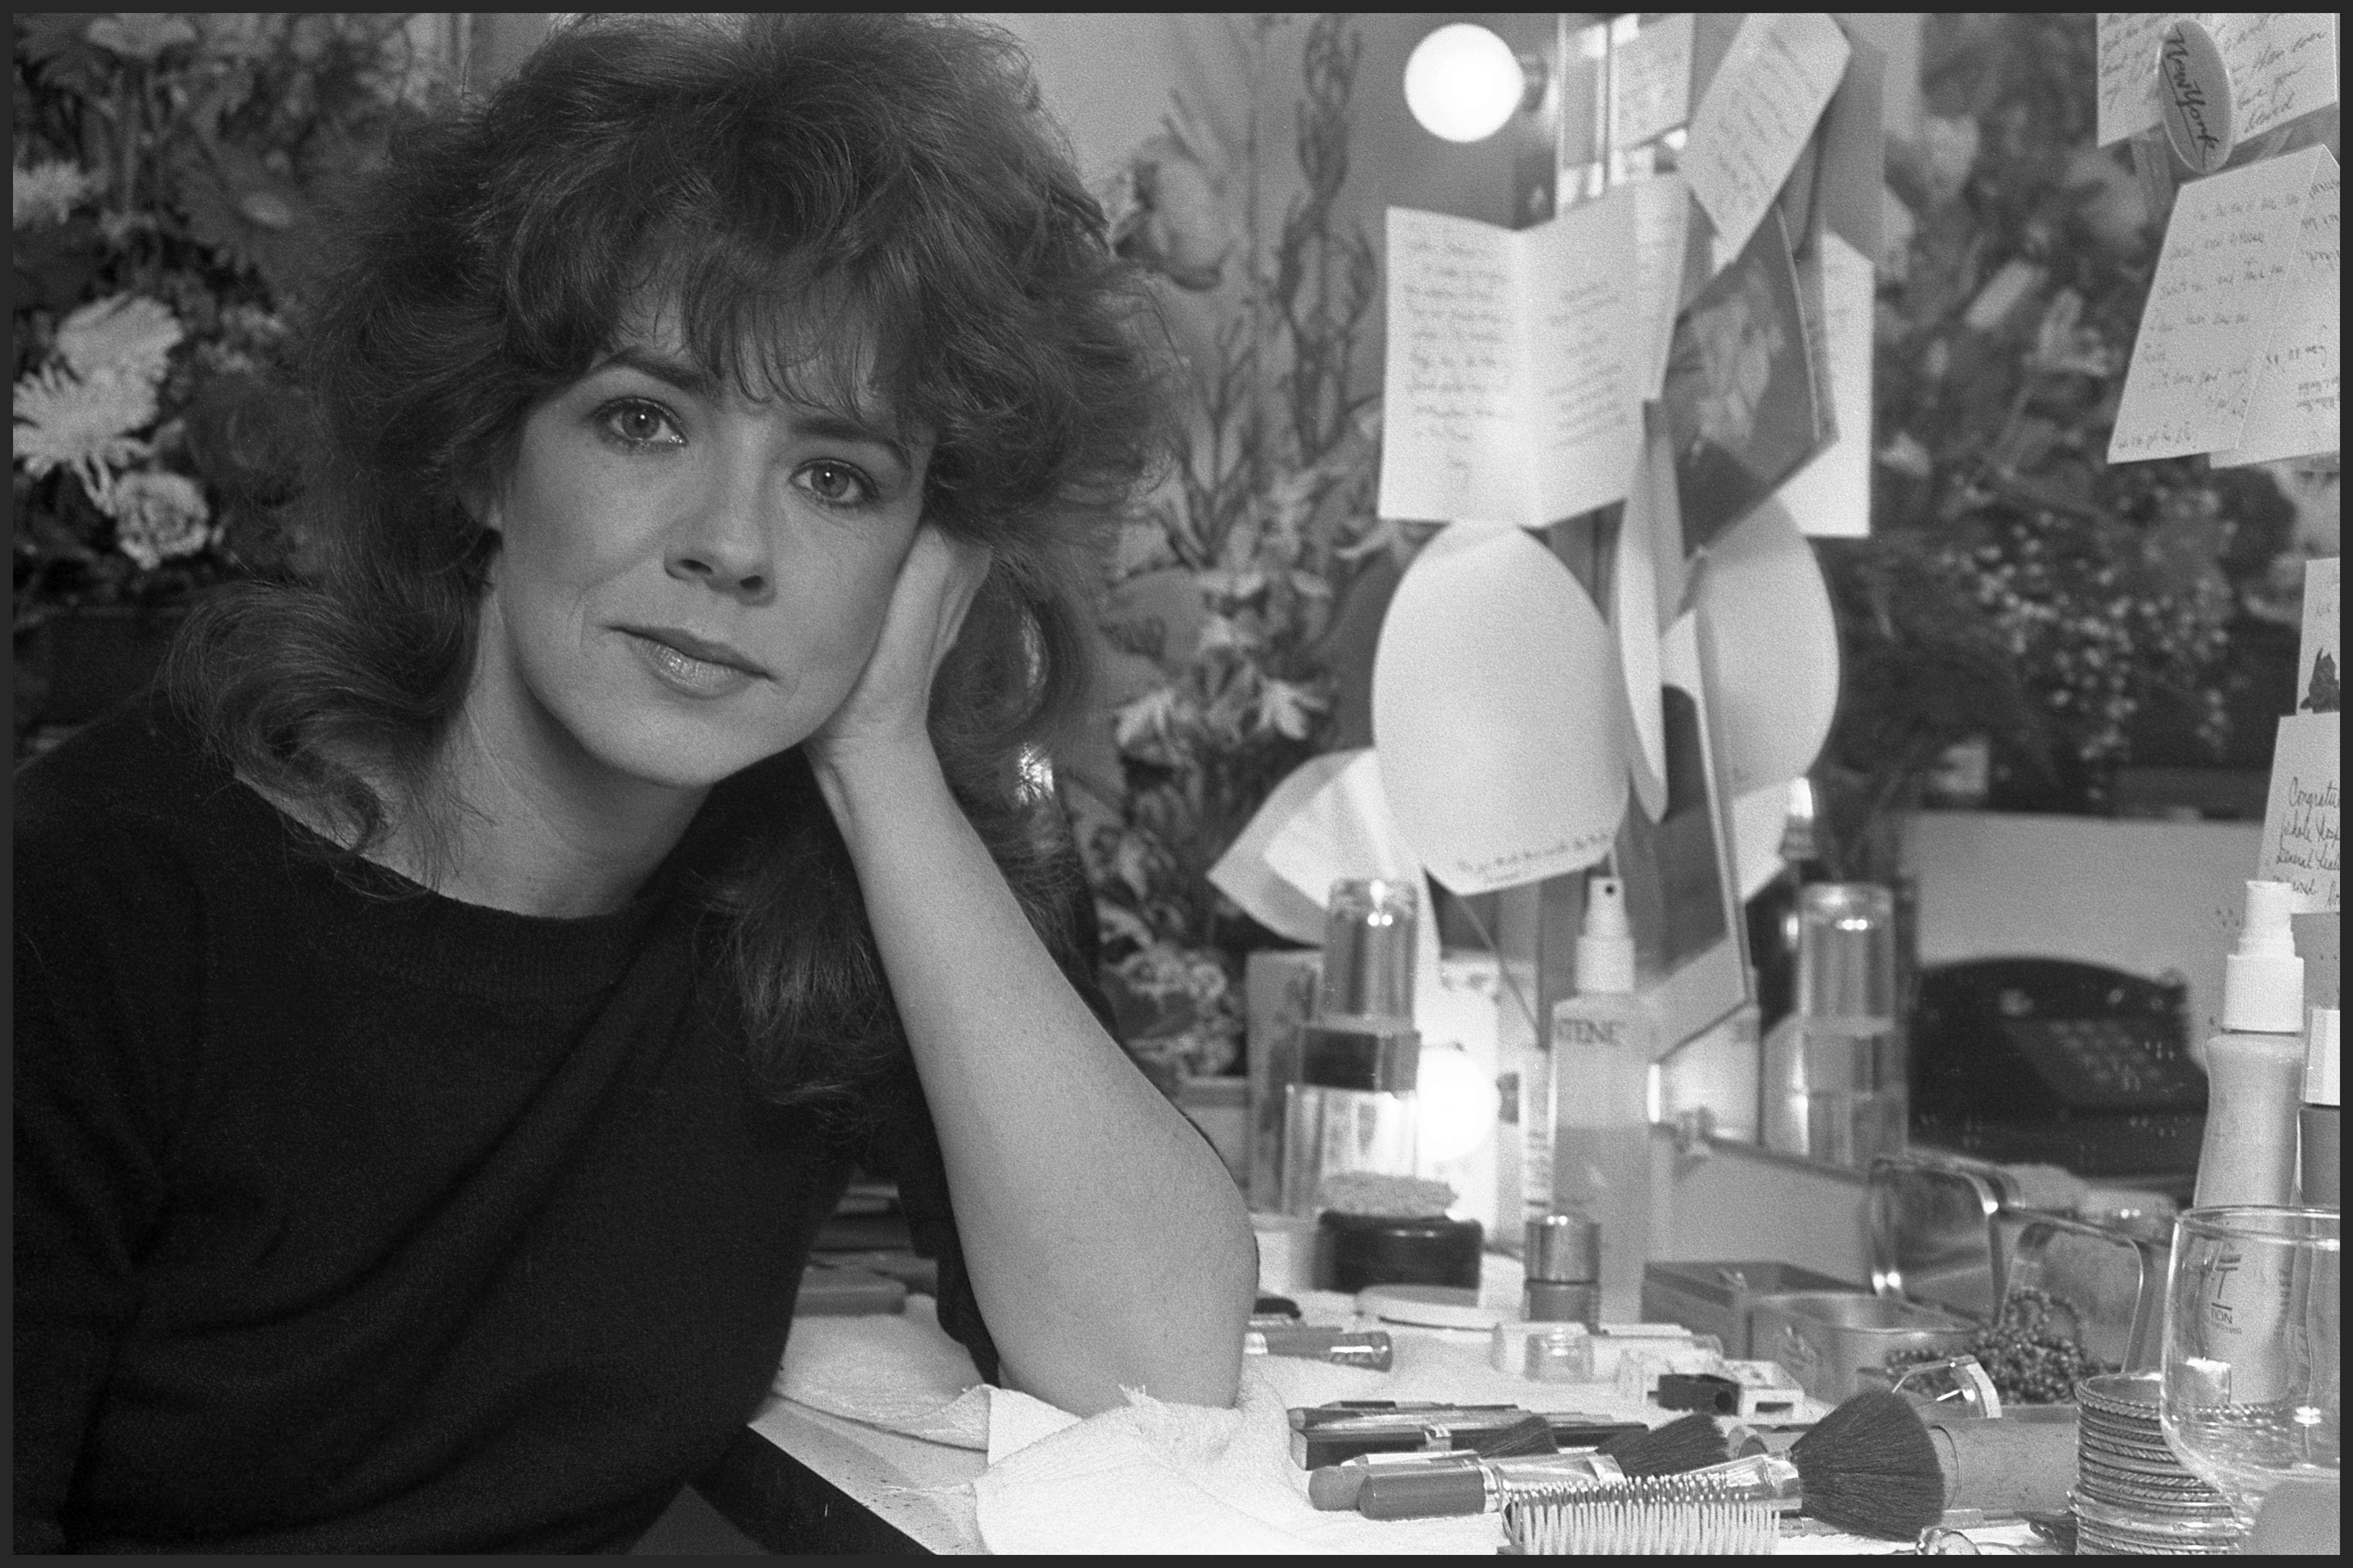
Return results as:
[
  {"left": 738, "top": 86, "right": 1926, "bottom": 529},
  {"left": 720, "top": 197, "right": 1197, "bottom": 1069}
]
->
[
  {"left": 1761, "top": 883, "right": 1905, "bottom": 1168},
  {"left": 1279, "top": 879, "right": 1422, "bottom": 1215}
]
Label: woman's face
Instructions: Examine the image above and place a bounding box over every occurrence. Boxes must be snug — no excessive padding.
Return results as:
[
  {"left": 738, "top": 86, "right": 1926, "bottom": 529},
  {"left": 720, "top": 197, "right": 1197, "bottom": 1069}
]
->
[{"left": 468, "top": 333, "right": 929, "bottom": 799}]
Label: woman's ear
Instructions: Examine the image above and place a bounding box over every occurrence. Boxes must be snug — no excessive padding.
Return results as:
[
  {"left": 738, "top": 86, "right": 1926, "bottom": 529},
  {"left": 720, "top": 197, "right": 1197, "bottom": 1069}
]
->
[{"left": 458, "top": 475, "right": 503, "bottom": 535}]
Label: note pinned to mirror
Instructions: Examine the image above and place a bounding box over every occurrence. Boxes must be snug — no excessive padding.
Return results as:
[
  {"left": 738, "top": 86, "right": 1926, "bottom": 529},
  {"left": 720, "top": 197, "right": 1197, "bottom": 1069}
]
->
[
  {"left": 2296, "top": 555, "right": 2339, "bottom": 715},
  {"left": 1693, "top": 496, "right": 1841, "bottom": 798},
  {"left": 2108, "top": 143, "right": 2333, "bottom": 464},
  {"left": 1681, "top": 11, "right": 1850, "bottom": 271},
  {"left": 1774, "top": 231, "right": 1874, "bottom": 538},
  {"left": 1613, "top": 12, "right": 1695, "bottom": 152},
  {"left": 1208, "top": 750, "right": 1360, "bottom": 945},
  {"left": 1729, "top": 782, "right": 1793, "bottom": 901},
  {"left": 2097, "top": 13, "right": 2339, "bottom": 149},
  {"left": 1631, "top": 173, "right": 1694, "bottom": 402},
  {"left": 2213, "top": 149, "right": 2339, "bottom": 470},
  {"left": 1377, "top": 188, "right": 1642, "bottom": 531},
  {"left": 1371, "top": 525, "right": 1626, "bottom": 895},
  {"left": 2258, "top": 713, "right": 2340, "bottom": 912}
]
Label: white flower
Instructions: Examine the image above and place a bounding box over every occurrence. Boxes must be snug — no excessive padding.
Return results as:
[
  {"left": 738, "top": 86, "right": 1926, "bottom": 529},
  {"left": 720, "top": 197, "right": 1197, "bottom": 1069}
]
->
[
  {"left": 1253, "top": 678, "right": 1323, "bottom": 740},
  {"left": 14, "top": 160, "right": 99, "bottom": 229},
  {"left": 1113, "top": 686, "right": 1184, "bottom": 754},
  {"left": 56, "top": 295, "right": 184, "bottom": 385},
  {"left": 99, "top": 469, "right": 214, "bottom": 571},
  {"left": 14, "top": 364, "right": 157, "bottom": 499}
]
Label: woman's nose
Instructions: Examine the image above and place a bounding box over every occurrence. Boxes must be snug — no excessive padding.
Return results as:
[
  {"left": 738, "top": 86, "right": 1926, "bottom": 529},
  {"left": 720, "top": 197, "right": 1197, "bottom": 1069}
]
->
[{"left": 664, "top": 471, "right": 776, "bottom": 602}]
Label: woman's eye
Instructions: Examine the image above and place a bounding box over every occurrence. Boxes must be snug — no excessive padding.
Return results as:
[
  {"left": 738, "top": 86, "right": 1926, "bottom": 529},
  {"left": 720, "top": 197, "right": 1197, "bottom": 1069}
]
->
[
  {"left": 796, "top": 460, "right": 874, "bottom": 507},
  {"left": 597, "top": 399, "right": 683, "bottom": 449}
]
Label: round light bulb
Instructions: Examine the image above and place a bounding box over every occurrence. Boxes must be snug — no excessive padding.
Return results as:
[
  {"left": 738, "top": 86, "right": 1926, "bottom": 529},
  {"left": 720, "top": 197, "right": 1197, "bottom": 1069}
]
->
[
  {"left": 1404, "top": 24, "right": 1526, "bottom": 144},
  {"left": 1416, "top": 1040, "right": 1501, "bottom": 1167}
]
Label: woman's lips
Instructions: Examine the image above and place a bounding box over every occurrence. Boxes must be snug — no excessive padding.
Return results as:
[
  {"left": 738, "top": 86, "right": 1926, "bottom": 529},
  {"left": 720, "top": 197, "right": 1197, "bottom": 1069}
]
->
[{"left": 620, "top": 628, "right": 765, "bottom": 699}]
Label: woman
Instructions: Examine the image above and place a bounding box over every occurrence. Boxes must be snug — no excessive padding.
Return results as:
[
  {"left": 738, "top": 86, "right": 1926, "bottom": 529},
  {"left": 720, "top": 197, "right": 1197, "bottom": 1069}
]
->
[{"left": 14, "top": 14, "right": 1256, "bottom": 1553}]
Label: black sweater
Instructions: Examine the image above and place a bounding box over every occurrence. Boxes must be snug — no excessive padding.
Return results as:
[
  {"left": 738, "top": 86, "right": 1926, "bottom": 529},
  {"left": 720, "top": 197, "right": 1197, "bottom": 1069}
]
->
[{"left": 13, "top": 699, "right": 1040, "bottom": 1553}]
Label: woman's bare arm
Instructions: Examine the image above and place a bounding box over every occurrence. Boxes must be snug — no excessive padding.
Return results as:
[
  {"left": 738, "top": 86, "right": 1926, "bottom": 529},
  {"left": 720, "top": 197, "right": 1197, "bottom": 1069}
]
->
[{"left": 809, "top": 529, "right": 1255, "bottom": 1415}]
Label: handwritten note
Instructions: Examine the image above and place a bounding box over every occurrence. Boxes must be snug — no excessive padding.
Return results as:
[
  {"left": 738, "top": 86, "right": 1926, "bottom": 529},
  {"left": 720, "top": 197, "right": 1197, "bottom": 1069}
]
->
[
  {"left": 1378, "top": 188, "right": 1642, "bottom": 529},
  {"left": 1682, "top": 12, "right": 1850, "bottom": 269},
  {"left": 1613, "top": 13, "right": 1694, "bottom": 151},
  {"left": 2214, "top": 150, "right": 2339, "bottom": 468},
  {"left": 2108, "top": 144, "right": 2329, "bottom": 463},
  {"left": 2297, "top": 556, "right": 2339, "bottom": 714},
  {"left": 2098, "top": 13, "right": 2340, "bottom": 147},
  {"left": 1631, "top": 173, "right": 1693, "bottom": 400},
  {"left": 2258, "top": 713, "right": 2340, "bottom": 911},
  {"left": 1775, "top": 231, "right": 1874, "bottom": 537}
]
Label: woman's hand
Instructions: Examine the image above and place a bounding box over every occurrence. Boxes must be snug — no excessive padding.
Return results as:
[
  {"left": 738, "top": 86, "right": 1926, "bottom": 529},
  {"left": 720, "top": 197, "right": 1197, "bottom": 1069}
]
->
[{"left": 809, "top": 524, "right": 990, "bottom": 784}]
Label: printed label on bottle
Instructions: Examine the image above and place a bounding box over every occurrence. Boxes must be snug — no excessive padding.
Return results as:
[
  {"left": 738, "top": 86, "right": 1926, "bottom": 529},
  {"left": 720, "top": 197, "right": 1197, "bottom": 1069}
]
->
[{"left": 1556, "top": 1015, "right": 1631, "bottom": 1048}]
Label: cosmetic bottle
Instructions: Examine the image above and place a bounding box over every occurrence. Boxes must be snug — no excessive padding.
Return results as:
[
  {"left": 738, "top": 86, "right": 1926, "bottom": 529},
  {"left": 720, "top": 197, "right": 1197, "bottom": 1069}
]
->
[
  {"left": 2193, "top": 880, "right": 2307, "bottom": 1209},
  {"left": 1279, "top": 879, "right": 1421, "bottom": 1217},
  {"left": 2300, "top": 1006, "right": 2338, "bottom": 1209},
  {"left": 1547, "top": 878, "right": 1658, "bottom": 1323}
]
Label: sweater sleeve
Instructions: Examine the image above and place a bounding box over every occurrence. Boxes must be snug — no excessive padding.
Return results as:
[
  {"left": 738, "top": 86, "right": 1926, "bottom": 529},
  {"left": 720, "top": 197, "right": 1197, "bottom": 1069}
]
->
[{"left": 13, "top": 798, "right": 203, "bottom": 1554}]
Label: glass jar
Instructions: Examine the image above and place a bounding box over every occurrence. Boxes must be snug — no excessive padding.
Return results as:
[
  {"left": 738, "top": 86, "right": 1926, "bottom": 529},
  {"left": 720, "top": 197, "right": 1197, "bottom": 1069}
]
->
[{"left": 1761, "top": 883, "right": 1906, "bottom": 1167}]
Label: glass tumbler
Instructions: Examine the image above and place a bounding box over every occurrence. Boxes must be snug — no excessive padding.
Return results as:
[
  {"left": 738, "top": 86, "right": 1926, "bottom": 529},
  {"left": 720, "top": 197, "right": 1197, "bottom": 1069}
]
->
[
  {"left": 1761, "top": 883, "right": 1905, "bottom": 1168},
  {"left": 2160, "top": 1205, "right": 2340, "bottom": 1527}
]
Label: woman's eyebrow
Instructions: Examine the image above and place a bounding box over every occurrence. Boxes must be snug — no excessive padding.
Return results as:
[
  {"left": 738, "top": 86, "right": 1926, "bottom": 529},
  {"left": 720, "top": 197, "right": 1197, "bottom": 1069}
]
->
[
  {"left": 592, "top": 346, "right": 724, "bottom": 401},
  {"left": 789, "top": 409, "right": 913, "bottom": 472}
]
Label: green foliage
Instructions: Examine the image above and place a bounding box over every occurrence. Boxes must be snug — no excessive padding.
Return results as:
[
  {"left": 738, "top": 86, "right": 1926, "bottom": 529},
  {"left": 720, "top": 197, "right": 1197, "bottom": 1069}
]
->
[
  {"left": 1082, "top": 14, "right": 1394, "bottom": 1079},
  {"left": 13, "top": 13, "right": 453, "bottom": 626}
]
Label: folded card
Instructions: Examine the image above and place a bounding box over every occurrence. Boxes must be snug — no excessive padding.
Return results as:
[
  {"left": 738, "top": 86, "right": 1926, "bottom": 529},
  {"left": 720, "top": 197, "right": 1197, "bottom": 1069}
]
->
[{"left": 1378, "top": 187, "right": 1642, "bottom": 531}]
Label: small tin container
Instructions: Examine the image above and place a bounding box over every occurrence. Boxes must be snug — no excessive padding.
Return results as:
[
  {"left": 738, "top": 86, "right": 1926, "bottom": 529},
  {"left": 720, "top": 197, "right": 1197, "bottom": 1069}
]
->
[
  {"left": 1524, "top": 1212, "right": 1602, "bottom": 1326},
  {"left": 1748, "top": 1290, "right": 1975, "bottom": 1403}
]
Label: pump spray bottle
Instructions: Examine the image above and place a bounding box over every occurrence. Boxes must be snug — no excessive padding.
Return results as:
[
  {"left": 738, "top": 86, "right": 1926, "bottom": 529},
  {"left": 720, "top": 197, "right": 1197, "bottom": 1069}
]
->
[
  {"left": 1547, "top": 877, "right": 1659, "bottom": 1323},
  {"left": 2193, "top": 881, "right": 2308, "bottom": 1208}
]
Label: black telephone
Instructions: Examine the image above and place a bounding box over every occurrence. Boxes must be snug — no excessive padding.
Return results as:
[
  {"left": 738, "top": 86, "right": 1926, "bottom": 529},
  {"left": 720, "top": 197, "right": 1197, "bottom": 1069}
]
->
[{"left": 1909, "top": 957, "right": 2207, "bottom": 1180}]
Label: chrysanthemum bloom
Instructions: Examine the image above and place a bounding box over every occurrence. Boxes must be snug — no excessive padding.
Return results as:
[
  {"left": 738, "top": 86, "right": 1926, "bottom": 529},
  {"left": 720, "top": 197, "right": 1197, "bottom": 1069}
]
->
[
  {"left": 12, "top": 160, "right": 99, "bottom": 229},
  {"left": 99, "top": 469, "right": 214, "bottom": 571},
  {"left": 13, "top": 364, "right": 158, "bottom": 500},
  {"left": 56, "top": 295, "right": 185, "bottom": 386}
]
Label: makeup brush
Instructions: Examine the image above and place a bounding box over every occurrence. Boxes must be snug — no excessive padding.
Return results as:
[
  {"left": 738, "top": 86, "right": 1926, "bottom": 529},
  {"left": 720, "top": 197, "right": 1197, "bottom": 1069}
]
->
[
  {"left": 1551, "top": 1389, "right": 1945, "bottom": 1540},
  {"left": 1594, "top": 1413, "right": 1728, "bottom": 1479},
  {"left": 1785, "top": 1388, "right": 1945, "bottom": 1539}
]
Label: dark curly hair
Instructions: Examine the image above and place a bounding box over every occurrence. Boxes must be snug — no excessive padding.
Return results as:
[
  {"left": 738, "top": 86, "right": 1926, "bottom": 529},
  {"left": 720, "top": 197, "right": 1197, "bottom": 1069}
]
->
[{"left": 169, "top": 12, "right": 1169, "bottom": 1103}]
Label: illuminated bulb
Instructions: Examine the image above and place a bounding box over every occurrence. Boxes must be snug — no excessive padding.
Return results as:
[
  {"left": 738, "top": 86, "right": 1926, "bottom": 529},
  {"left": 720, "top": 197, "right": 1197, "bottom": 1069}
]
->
[
  {"left": 1403, "top": 24, "right": 1526, "bottom": 144},
  {"left": 1417, "top": 1040, "right": 1502, "bottom": 1166}
]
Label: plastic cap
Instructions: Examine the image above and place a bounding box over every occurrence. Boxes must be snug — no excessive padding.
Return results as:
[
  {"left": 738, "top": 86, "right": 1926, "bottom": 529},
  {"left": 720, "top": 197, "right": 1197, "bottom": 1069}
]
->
[
  {"left": 1578, "top": 877, "right": 1636, "bottom": 994},
  {"left": 2308, "top": 1007, "right": 2340, "bottom": 1108},
  {"left": 2224, "top": 880, "right": 2306, "bottom": 1033}
]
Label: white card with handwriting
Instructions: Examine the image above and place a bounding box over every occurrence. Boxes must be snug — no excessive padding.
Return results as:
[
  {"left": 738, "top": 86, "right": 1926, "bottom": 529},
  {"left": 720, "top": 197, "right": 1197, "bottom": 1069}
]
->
[
  {"left": 2214, "top": 149, "right": 2339, "bottom": 468},
  {"left": 1681, "top": 12, "right": 1850, "bottom": 269},
  {"left": 2258, "top": 713, "right": 2339, "bottom": 912},
  {"left": 1377, "top": 191, "right": 1642, "bottom": 530},
  {"left": 2098, "top": 13, "right": 2340, "bottom": 149},
  {"left": 1613, "top": 13, "right": 1695, "bottom": 151},
  {"left": 2108, "top": 144, "right": 2330, "bottom": 463}
]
